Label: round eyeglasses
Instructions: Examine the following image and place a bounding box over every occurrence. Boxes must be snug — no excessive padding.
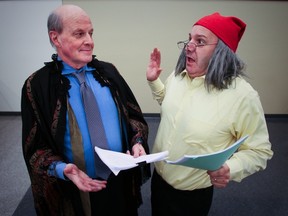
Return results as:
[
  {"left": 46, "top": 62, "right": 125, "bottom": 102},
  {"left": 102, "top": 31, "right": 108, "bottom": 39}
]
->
[{"left": 177, "top": 40, "right": 218, "bottom": 49}]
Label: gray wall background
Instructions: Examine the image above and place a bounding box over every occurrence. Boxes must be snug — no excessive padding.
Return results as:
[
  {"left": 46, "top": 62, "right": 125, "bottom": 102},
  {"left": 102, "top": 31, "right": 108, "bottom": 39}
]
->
[
  {"left": 1, "top": 0, "right": 287, "bottom": 114},
  {"left": 0, "top": 0, "right": 62, "bottom": 111}
]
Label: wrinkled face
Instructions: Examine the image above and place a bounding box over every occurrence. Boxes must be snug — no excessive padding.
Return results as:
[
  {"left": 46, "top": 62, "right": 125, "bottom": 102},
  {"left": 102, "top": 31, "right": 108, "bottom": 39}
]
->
[
  {"left": 185, "top": 25, "right": 218, "bottom": 78},
  {"left": 50, "top": 12, "right": 94, "bottom": 69}
]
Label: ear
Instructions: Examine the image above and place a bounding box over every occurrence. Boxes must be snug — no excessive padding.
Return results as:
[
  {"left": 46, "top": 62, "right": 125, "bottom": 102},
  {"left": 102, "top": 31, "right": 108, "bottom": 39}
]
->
[{"left": 49, "top": 31, "right": 61, "bottom": 47}]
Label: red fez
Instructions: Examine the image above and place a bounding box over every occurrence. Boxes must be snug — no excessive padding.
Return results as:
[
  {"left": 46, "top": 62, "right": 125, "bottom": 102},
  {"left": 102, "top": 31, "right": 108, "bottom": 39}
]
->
[{"left": 194, "top": 12, "right": 246, "bottom": 52}]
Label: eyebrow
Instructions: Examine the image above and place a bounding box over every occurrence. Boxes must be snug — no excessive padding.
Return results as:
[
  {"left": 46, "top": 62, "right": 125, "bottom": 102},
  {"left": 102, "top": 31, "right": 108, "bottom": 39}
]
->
[
  {"left": 190, "top": 33, "right": 208, "bottom": 38},
  {"left": 189, "top": 34, "right": 208, "bottom": 41}
]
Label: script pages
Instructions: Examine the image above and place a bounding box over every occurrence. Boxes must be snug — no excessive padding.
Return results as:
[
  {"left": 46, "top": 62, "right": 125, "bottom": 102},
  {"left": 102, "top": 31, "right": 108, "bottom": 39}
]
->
[
  {"left": 165, "top": 135, "right": 249, "bottom": 171},
  {"left": 95, "top": 146, "right": 169, "bottom": 175}
]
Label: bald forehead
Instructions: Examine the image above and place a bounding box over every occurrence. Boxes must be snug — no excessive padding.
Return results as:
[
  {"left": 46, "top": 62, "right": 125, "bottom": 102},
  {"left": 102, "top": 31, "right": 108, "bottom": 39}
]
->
[{"left": 54, "top": 5, "right": 89, "bottom": 20}]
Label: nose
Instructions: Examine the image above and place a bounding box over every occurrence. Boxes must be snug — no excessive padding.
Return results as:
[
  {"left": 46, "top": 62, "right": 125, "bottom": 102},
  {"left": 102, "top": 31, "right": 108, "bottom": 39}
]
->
[
  {"left": 186, "top": 41, "right": 197, "bottom": 51},
  {"left": 84, "top": 33, "right": 94, "bottom": 45}
]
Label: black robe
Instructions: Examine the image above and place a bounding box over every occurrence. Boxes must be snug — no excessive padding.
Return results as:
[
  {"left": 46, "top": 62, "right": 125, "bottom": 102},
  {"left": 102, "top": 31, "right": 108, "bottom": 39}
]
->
[{"left": 21, "top": 55, "right": 150, "bottom": 215}]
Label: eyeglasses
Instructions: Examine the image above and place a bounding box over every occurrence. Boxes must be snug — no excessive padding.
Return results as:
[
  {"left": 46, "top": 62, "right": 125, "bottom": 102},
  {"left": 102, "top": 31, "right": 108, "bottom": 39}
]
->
[{"left": 177, "top": 40, "right": 218, "bottom": 49}]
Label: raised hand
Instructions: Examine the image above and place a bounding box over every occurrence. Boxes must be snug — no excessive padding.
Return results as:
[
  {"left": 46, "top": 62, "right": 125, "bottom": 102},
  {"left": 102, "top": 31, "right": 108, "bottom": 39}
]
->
[
  {"left": 146, "top": 48, "right": 162, "bottom": 81},
  {"left": 64, "top": 163, "right": 107, "bottom": 192}
]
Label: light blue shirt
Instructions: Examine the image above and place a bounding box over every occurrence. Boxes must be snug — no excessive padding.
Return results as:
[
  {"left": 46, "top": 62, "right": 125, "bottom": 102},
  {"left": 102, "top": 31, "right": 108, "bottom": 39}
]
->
[{"left": 48, "top": 60, "right": 122, "bottom": 179}]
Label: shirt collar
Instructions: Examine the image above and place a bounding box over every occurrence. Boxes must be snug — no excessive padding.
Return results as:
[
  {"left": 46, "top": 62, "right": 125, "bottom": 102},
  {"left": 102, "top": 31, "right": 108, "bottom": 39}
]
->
[
  {"left": 57, "top": 56, "right": 95, "bottom": 75},
  {"left": 180, "top": 69, "right": 206, "bottom": 80}
]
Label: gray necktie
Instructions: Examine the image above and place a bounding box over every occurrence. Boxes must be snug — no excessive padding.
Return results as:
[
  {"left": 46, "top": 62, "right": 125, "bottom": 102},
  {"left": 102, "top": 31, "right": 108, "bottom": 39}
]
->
[{"left": 73, "top": 70, "right": 111, "bottom": 180}]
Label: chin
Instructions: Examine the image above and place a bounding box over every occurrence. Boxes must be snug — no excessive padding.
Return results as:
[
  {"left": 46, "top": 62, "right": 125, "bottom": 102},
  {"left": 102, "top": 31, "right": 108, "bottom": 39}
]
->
[
  {"left": 186, "top": 70, "right": 197, "bottom": 78},
  {"left": 82, "top": 55, "right": 93, "bottom": 63}
]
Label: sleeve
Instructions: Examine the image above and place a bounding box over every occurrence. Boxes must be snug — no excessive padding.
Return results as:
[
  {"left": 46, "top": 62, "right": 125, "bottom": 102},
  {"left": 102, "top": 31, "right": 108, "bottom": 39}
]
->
[
  {"left": 119, "top": 73, "right": 149, "bottom": 152},
  {"left": 147, "top": 77, "right": 165, "bottom": 105},
  {"left": 92, "top": 59, "right": 151, "bottom": 187},
  {"left": 226, "top": 90, "right": 273, "bottom": 182},
  {"left": 21, "top": 75, "right": 64, "bottom": 182},
  {"left": 48, "top": 161, "right": 68, "bottom": 180},
  {"left": 124, "top": 90, "right": 152, "bottom": 185},
  {"left": 109, "top": 64, "right": 151, "bottom": 184}
]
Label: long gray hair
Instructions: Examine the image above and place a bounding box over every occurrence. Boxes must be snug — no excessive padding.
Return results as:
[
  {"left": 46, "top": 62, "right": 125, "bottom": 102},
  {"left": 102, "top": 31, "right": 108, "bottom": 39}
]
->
[{"left": 175, "top": 40, "right": 246, "bottom": 91}]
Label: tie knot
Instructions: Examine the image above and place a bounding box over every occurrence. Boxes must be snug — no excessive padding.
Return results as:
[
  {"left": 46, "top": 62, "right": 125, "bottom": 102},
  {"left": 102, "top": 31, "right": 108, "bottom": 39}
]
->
[{"left": 73, "top": 71, "right": 86, "bottom": 85}]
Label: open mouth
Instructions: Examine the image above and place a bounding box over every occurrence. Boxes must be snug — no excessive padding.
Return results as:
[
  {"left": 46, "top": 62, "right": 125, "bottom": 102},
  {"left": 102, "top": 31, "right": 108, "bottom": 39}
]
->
[{"left": 186, "top": 56, "right": 195, "bottom": 64}]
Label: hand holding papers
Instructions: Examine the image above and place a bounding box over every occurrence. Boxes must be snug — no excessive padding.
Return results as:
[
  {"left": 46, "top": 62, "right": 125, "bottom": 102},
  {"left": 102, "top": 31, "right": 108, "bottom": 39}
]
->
[
  {"left": 165, "top": 135, "right": 249, "bottom": 171},
  {"left": 95, "top": 135, "right": 248, "bottom": 174},
  {"left": 95, "top": 146, "right": 169, "bottom": 176}
]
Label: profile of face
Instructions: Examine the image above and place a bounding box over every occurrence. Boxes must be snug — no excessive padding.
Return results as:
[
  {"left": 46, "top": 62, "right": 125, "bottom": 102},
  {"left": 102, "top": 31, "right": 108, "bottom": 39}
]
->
[
  {"left": 185, "top": 25, "right": 218, "bottom": 78},
  {"left": 49, "top": 6, "right": 94, "bottom": 69}
]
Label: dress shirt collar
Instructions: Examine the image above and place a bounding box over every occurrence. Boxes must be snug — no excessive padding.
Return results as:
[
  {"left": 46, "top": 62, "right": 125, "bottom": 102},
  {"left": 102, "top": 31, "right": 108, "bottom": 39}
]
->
[
  {"left": 180, "top": 69, "right": 206, "bottom": 81},
  {"left": 57, "top": 56, "right": 95, "bottom": 75}
]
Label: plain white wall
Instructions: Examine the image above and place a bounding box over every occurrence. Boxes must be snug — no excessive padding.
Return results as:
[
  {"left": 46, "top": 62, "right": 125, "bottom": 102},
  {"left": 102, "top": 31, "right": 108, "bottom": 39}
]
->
[
  {"left": 0, "top": 0, "right": 62, "bottom": 112},
  {"left": 66, "top": 0, "right": 288, "bottom": 114},
  {"left": 1, "top": 0, "right": 288, "bottom": 114}
]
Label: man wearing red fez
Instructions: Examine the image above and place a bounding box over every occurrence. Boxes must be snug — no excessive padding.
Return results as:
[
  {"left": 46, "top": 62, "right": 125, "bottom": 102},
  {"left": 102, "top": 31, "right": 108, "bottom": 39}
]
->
[{"left": 146, "top": 12, "right": 273, "bottom": 216}]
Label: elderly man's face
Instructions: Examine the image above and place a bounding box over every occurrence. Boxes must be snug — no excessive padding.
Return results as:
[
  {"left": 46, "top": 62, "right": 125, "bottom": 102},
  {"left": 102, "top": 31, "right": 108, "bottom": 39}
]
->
[{"left": 51, "top": 12, "right": 94, "bottom": 69}]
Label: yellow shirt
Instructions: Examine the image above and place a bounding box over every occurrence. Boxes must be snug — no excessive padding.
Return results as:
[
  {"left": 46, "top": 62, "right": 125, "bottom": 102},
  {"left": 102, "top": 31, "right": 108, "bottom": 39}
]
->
[{"left": 148, "top": 71, "right": 273, "bottom": 191}]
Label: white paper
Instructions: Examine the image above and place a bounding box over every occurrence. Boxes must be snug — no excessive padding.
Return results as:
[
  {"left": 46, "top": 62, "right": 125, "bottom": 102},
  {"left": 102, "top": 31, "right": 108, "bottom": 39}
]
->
[{"left": 95, "top": 146, "right": 169, "bottom": 175}]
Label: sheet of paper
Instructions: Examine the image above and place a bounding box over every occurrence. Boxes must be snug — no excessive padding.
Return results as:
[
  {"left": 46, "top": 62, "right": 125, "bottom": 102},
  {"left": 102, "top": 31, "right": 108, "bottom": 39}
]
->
[
  {"left": 95, "top": 146, "right": 169, "bottom": 175},
  {"left": 165, "top": 135, "right": 249, "bottom": 171}
]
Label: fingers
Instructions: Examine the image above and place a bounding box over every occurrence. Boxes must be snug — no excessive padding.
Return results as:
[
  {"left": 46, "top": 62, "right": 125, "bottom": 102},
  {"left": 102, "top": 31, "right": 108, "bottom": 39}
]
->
[
  {"left": 131, "top": 143, "right": 146, "bottom": 157},
  {"left": 77, "top": 179, "right": 107, "bottom": 192},
  {"left": 86, "top": 179, "right": 107, "bottom": 192},
  {"left": 64, "top": 163, "right": 107, "bottom": 192},
  {"left": 210, "top": 177, "right": 229, "bottom": 188},
  {"left": 147, "top": 48, "right": 162, "bottom": 81},
  {"left": 151, "top": 48, "right": 161, "bottom": 63},
  {"left": 207, "top": 164, "right": 230, "bottom": 188}
]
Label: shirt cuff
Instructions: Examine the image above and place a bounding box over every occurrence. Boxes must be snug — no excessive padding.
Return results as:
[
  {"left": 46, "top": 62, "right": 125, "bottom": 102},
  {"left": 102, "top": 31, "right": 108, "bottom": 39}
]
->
[
  {"left": 147, "top": 78, "right": 164, "bottom": 93},
  {"left": 226, "top": 158, "right": 243, "bottom": 182},
  {"left": 48, "top": 161, "right": 68, "bottom": 180},
  {"left": 56, "top": 162, "right": 69, "bottom": 180}
]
